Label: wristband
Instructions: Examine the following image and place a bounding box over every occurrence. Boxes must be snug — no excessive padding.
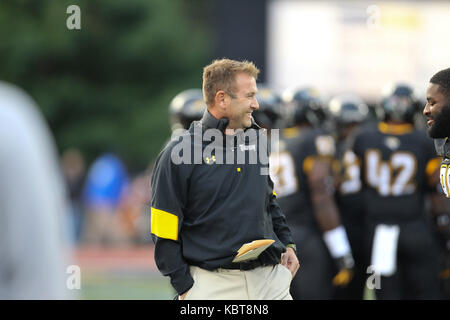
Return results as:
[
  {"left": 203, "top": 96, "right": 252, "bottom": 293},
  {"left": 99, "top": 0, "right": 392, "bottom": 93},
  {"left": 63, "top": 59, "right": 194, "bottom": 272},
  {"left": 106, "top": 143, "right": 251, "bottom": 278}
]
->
[
  {"left": 286, "top": 243, "right": 297, "bottom": 254},
  {"left": 323, "top": 225, "right": 352, "bottom": 258}
]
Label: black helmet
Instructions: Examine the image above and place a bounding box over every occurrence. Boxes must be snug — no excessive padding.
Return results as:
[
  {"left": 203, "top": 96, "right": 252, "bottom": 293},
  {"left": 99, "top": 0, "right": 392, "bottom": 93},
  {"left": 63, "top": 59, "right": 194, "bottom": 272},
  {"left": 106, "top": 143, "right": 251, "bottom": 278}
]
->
[
  {"left": 327, "top": 94, "right": 369, "bottom": 125},
  {"left": 281, "top": 87, "right": 325, "bottom": 127},
  {"left": 380, "top": 83, "right": 420, "bottom": 123},
  {"left": 252, "top": 86, "right": 283, "bottom": 129},
  {"left": 169, "top": 89, "right": 206, "bottom": 131}
]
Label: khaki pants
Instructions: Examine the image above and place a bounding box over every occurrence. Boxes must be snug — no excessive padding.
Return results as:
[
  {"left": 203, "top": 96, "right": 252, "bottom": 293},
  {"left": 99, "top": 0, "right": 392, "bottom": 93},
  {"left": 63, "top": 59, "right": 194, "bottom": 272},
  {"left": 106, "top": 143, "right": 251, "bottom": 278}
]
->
[{"left": 183, "top": 264, "right": 293, "bottom": 300}]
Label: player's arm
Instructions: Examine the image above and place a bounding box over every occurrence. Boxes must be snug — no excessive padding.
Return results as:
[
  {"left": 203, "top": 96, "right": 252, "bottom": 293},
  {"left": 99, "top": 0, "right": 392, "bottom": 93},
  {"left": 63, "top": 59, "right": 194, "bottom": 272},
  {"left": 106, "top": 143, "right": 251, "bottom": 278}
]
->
[
  {"left": 424, "top": 141, "right": 450, "bottom": 279},
  {"left": 307, "top": 137, "right": 354, "bottom": 286},
  {"left": 428, "top": 152, "right": 450, "bottom": 279},
  {"left": 425, "top": 157, "right": 442, "bottom": 188},
  {"left": 308, "top": 158, "right": 341, "bottom": 230},
  {"left": 150, "top": 143, "right": 193, "bottom": 297},
  {"left": 430, "top": 192, "right": 450, "bottom": 279},
  {"left": 424, "top": 156, "right": 447, "bottom": 233}
]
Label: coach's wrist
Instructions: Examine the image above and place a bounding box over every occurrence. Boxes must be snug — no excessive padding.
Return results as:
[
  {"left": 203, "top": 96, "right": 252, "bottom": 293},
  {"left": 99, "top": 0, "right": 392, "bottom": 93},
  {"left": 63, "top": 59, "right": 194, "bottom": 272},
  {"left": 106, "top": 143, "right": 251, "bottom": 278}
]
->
[
  {"left": 286, "top": 243, "right": 297, "bottom": 255},
  {"left": 171, "top": 267, "right": 194, "bottom": 297},
  {"left": 179, "top": 290, "right": 190, "bottom": 300}
]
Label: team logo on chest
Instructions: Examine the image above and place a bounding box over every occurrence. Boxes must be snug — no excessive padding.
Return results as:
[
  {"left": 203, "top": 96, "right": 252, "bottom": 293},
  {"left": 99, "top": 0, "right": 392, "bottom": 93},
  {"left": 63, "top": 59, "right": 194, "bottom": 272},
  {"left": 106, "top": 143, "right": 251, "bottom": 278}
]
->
[{"left": 384, "top": 136, "right": 401, "bottom": 150}]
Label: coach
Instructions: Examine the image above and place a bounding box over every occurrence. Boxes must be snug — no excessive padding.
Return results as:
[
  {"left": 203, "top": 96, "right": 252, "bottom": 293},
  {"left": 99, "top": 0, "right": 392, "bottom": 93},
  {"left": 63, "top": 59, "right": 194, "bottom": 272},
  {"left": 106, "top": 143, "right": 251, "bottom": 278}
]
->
[{"left": 150, "top": 59, "right": 299, "bottom": 300}]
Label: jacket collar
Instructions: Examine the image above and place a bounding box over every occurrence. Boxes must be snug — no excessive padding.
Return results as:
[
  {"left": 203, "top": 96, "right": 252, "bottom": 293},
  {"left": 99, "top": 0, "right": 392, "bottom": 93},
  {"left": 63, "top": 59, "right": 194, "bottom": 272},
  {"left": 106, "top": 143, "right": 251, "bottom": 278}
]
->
[
  {"left": 200, "top": 110, "right": 229, "bottom": 132},
  {"left": 435, "top": 137, "right": 450, "bottom": 158},
  {"left": 200, "top": 110, "right": 261, "bottom": 132}
]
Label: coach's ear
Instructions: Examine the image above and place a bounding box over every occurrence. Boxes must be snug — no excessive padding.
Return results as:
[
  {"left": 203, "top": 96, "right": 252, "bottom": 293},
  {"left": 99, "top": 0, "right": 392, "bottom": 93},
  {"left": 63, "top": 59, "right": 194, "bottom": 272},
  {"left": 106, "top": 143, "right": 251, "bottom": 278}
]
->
[{"left": 214, "top": 90, "right": 228, "bottom": 111}]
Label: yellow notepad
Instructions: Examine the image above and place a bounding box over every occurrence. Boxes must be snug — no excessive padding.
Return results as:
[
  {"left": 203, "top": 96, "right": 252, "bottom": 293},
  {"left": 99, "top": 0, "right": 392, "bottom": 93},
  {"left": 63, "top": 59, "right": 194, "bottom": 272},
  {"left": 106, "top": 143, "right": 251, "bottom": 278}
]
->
[{"left": 232, "top": 239, "right": 275, "bottom": 263}]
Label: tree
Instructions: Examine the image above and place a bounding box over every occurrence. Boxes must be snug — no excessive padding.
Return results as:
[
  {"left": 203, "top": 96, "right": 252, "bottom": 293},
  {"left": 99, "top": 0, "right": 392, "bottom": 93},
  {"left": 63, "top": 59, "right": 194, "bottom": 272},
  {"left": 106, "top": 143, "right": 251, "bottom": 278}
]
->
[{"left": 0, "top": 0, "right": 212, "bottom": 172}]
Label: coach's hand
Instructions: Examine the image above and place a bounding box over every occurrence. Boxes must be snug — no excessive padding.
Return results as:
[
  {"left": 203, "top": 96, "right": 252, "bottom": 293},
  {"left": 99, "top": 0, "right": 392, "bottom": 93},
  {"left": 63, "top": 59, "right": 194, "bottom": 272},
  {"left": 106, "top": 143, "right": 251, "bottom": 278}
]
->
[
  {"left": 281, "top": 247, "right": 300, "bottom": 278},
  {"left": 179, "top": 290, "right": 189, "bottom": 300}
]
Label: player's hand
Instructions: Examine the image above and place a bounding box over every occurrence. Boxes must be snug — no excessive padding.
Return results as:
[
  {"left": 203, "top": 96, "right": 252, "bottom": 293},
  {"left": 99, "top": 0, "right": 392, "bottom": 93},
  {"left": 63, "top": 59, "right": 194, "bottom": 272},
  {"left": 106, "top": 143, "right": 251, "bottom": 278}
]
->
[
  {"left": 332, "top": 253, "right": 354, "bottom": 287},
  {"left": 281, "top": 247, "right": 300, "bottom": 278}
]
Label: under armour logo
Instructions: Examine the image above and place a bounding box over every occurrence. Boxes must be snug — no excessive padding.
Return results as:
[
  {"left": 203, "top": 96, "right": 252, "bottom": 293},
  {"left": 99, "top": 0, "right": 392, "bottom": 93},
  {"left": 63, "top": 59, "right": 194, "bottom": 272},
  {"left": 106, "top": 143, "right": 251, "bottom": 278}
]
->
[{"left": 205, "top": 155, "right": 216, "bottom": 164}]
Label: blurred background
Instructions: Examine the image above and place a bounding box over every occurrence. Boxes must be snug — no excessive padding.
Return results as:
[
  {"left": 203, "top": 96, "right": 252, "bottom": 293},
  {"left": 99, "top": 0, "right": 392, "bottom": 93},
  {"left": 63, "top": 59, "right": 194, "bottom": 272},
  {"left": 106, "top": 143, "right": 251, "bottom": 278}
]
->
[{"left": 1, "top": 0, "right": 449, "bottom": 299}]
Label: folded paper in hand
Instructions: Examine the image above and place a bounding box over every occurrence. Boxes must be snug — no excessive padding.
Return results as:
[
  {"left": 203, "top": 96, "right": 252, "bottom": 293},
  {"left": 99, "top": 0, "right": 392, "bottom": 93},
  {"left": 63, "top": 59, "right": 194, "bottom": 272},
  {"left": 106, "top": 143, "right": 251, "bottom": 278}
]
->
[{"left": 232, "top": 239, "right": 275, "bottom": 263}]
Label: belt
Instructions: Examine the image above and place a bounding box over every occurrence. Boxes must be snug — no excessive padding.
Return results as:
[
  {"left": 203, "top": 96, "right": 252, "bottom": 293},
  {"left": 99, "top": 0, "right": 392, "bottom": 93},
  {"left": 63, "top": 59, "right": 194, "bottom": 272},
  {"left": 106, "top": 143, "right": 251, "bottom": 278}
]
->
[{"left": 221, "top": 259, "right": 268, "bottom": 271}]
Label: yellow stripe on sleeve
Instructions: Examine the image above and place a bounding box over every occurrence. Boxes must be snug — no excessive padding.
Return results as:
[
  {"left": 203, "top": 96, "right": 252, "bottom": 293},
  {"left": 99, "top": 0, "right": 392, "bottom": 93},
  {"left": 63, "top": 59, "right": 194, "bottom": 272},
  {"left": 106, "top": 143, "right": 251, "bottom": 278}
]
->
[
  {"left": 425, "top": 157, "right": 442, "bottom": 177},
  {"left": 151, "top": 207, "right": 179, "bottom": 241}
]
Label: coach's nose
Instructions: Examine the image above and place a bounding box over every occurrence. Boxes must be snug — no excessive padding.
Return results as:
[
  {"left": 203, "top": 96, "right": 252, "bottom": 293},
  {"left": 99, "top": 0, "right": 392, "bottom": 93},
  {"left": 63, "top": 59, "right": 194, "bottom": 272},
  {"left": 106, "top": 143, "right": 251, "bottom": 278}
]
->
[{"left": 251, "top": 96, "right": 259, "bottom": 111}]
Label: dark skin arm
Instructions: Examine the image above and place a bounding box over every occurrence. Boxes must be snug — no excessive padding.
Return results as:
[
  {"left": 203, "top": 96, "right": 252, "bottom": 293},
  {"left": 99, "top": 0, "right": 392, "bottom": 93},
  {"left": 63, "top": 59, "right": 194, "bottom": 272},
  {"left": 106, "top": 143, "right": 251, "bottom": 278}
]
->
[
  {"left": 307, "top": 158, "right": 354, "bottom": 286},
  {"left": 308, "top": 159, "right": 341, "bottom": 231},
  {"left": 430, "top": 192, "right": 449, "bottom": 227}
]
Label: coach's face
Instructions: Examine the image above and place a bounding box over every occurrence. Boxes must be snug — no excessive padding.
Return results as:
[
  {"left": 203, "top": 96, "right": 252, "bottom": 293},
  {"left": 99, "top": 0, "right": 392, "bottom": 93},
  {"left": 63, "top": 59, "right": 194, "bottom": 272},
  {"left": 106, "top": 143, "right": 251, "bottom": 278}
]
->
[
  {"left": 225, "top": 72, "right": 259, "bottom": 130},
  {"left": 424, "top": 83, "right": 450, "bottom": 138}
]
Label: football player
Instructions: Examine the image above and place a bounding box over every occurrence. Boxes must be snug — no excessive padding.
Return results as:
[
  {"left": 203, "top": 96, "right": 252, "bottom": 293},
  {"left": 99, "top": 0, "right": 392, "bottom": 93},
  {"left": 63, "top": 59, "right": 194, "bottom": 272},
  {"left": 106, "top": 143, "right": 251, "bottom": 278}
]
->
[
  {"left": 252, "top": 86, "right": 283, "bottom": 130},
  {"left": 352, "top": 83, "right": 441, "bottom": 299},
  {"left": 424, "top": 68, "right": 450, "bottom": 194},
  {"left": 423, "top": 68, "right": 450, "bottom": 298},
  {"left": 327, "top": 94, "right": 370, "bottom": 299},
  {"left": 269, "top": 87, "right": 354, "bottom": 299}
]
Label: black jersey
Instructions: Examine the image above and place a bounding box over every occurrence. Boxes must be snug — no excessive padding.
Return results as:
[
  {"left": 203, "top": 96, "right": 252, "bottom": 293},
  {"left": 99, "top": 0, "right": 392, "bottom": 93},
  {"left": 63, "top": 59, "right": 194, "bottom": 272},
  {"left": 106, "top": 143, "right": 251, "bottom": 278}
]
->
[
  {"left": 435, "top": 138, "right": 450, "bottom": 198},
  {"left": 335, "top": 136, "right": 365, "bottom": 227},
  {"left": 352, "top": 122, "right": 441, "bottom": 223},
  {"left": 269, "top": 127, "right": 336, "bottom": 229}
]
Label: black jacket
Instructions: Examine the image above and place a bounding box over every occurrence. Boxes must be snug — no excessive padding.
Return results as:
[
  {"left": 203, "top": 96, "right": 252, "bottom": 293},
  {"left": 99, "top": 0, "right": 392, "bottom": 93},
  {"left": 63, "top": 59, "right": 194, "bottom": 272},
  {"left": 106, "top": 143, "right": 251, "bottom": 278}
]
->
[{"left": 150, "top": 111, "right": 294, "bottom": 295}]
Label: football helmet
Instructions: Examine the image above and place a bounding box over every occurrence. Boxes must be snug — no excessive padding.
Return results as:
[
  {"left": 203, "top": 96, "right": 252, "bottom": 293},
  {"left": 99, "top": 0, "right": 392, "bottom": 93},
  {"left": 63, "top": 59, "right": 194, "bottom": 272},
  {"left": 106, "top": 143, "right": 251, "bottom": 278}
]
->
[
  {"left": 169, "top": 89, "right": 206, "bottom": 131},
  {"left": 252, "top": 86, "right": 283, "bottom": 129},
  {"left": 327, "top": 94, "right": 369, "bottom": 125},
  {"left": 380, "top": 83, "right": 420, "bottom": 123},
  {"left": 281, "top": 87, "right": 325, "bottom": 127}
]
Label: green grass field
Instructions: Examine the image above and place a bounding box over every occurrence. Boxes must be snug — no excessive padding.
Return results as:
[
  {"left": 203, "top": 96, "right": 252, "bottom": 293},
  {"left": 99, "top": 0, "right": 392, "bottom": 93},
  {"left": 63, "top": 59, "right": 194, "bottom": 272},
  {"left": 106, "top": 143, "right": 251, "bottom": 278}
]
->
[
  {"left": 80, "top": 271, "right": 173, "bottom": 300},
  {"left": 74, "top": 246, "right": 174, "bottom": 300},
  {"left": 74, "top": 246, "right": 376, "bottom": 300}
]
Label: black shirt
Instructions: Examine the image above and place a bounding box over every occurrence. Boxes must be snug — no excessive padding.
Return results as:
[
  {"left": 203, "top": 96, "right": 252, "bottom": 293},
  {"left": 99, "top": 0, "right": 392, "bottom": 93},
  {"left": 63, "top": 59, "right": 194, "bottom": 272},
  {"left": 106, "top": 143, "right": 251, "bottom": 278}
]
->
[
  {"left": 150, "top": 111, "right": 294, "bottom": 295},
  {"left": 335, "top": 133, "right": 366, "bottom": 229},
  {"left": 352, "top": 122, "right": 440, "bottom": 222},
  {"left": 270, "top": 127, "right": 336, "bottom": 230}
]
